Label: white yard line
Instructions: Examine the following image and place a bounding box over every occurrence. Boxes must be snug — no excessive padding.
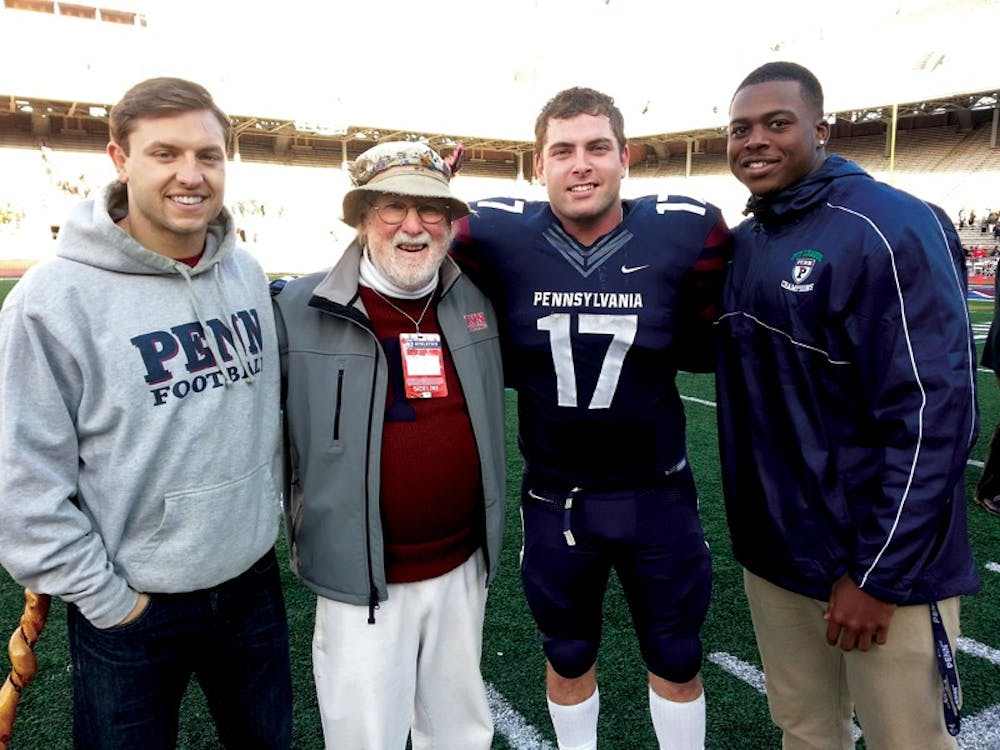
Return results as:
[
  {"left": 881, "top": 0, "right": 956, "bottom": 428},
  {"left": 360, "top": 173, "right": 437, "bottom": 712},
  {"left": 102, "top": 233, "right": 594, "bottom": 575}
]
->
[
  {"left": 958, "top": 703, "right": 1000, "bottom": 749},
  {"left": 958, "top": 636, "right": 1000, "bottom": 667},
  {"left": 708, "top": 652, "right": 861, "bottom": 741},
  {"left": 707, "top": 651, "right": 764, "bottom": 693},
  {"left": 679, "top": 394, "right": 718, "bottom": 408},
  {"left": 488, "top": 638, "right": 1000, "bottom": 748},
  {"left": 709, "top": 649, "right": 1000, "bottom": 748},
  {"left": 487, "top": 683, "right": 556, "bottom": 750}
]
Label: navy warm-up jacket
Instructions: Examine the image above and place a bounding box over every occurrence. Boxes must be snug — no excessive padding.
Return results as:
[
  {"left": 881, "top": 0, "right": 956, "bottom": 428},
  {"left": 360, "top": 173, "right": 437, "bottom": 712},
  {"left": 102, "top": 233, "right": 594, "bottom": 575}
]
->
[{"left": 716, "top": 155, "right": 980, "bottom": 606}]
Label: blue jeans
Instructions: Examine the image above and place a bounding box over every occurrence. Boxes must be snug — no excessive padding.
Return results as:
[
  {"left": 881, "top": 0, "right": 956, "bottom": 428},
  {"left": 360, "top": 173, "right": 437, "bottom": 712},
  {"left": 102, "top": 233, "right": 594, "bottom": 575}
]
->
[{"left": 67, "top": 548, "right": 292, "bottom": 750}]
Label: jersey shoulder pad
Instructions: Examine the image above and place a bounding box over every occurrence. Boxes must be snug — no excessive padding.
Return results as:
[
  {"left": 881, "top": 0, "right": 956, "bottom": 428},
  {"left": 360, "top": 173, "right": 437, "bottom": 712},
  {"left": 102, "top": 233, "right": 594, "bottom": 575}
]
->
[
  {"left": 633, "top": 193, "right": 719, "bottom": 218},
  {"left": 471, "top": 196, "right": 548, "bottom": 219},
  {"left": 468, "top": 197, "right": 550, "bottom": 236}
]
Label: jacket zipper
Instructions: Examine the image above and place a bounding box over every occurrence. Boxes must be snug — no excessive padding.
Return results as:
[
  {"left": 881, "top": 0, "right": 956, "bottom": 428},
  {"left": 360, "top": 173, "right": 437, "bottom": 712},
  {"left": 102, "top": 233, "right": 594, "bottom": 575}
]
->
[
  {"left": 362, "top": 325, "right": 381, "bottom": 624},
  {"left": 322, "top": 280, "right": 461, "bottom": 624},
  {"left": 322, "top": 305, "right": 383, "bottom": 624},
  {"left": 332, "top": 370, "right": 344, "bottom": 441}
]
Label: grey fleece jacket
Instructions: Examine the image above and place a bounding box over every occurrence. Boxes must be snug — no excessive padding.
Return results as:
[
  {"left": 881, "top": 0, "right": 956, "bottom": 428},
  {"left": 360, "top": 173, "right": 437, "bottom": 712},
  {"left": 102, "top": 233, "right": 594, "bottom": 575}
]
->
[
  {"left": 272, "top": 241, "right": 506, "bottom": 609},
  {"left": 0, "top": 182, "right": 281, "bottom": 628}
]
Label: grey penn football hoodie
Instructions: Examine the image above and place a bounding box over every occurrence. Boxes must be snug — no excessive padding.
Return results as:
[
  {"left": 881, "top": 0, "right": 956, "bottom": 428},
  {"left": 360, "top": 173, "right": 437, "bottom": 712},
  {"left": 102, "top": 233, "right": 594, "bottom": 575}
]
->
[{"left": 0, "top": 182, "right": 281, "bottom": 628}]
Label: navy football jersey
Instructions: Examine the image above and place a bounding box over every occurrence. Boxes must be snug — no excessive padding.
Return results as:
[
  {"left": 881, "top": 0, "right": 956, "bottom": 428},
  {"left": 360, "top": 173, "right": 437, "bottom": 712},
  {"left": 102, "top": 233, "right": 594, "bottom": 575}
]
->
[{"left": 454, "top": 195, "right": 729, "bottom": 487}]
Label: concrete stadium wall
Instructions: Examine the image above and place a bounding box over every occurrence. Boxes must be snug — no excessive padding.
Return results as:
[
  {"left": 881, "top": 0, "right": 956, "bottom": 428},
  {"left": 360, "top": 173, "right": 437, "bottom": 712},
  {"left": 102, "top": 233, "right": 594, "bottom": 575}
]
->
[{"left": 1, "top": 128, "right": 997, "bottom": 274}]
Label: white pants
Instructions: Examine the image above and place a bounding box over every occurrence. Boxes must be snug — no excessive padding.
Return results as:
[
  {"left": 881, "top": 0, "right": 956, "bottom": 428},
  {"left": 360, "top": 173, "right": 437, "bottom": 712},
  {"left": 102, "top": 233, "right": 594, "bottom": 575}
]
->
[{"left": 312, "top": 551, "right": 493, "bottom": 750}]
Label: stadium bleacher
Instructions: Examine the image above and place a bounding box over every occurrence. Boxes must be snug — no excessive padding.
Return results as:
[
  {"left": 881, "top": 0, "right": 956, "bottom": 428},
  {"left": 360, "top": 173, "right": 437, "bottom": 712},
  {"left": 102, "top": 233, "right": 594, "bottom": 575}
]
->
[{"left": 1, "top": 77, "right": 998, "bottom": 274}]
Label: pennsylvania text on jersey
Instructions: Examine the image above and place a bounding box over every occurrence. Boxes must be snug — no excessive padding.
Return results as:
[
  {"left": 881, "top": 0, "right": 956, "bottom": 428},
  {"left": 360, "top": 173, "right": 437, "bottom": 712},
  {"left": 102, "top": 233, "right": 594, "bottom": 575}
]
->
[{"left": 533, "top": 292, "right": 644, "bottom": 308}]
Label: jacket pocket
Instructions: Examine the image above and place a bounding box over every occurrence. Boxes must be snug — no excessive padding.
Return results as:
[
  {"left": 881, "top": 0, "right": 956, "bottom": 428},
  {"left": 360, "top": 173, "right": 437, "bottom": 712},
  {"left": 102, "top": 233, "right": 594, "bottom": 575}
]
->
[{"left": 131, "top": 463, "right": 279, "bottom": 591}]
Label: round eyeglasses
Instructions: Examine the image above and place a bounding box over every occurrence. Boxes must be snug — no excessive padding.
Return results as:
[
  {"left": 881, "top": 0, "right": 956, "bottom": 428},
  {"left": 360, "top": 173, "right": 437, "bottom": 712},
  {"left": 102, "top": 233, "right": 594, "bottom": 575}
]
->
[{"left": 372, "top": 202, "right": 449, "bottom": 225}]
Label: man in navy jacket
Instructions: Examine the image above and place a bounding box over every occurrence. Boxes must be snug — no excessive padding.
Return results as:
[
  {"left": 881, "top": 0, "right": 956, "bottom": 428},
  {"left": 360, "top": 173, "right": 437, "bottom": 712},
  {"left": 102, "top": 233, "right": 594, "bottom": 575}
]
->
[{"left": 716, "top": 61, "right": 979, "bottom": 750}]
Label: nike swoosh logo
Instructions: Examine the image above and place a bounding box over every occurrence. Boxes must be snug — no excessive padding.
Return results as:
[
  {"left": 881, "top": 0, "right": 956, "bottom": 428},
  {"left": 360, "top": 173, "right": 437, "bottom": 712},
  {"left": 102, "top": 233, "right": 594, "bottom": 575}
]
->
[{"left": 621, "top": 264, "right": 650, "bottom": 274}]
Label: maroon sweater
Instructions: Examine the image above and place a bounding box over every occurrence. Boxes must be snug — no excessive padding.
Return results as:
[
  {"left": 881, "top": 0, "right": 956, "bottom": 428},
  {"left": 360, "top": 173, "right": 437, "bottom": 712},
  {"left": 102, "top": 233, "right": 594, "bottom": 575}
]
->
[{"left": 359, "top": 286, "right": 484, "bottom": 583}]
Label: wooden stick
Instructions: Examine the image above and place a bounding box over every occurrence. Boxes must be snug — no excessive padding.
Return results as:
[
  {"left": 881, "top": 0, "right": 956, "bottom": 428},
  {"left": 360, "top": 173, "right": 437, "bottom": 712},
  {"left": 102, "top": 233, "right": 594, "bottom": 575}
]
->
[{"left": 0, "top": 590, "right": 50, "bottom": 750}]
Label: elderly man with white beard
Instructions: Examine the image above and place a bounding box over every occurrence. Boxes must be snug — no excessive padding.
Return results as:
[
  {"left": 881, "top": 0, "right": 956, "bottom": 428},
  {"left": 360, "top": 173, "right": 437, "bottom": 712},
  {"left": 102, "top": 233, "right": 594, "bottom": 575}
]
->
[{"left": 271, "top": 141, "right": 507, "bottom": 750}]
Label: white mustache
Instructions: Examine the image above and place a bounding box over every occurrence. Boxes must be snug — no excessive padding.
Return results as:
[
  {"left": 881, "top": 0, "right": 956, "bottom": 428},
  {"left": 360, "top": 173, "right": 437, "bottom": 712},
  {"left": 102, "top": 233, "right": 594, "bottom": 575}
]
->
[{"left": 393, "top": 230, "right": 433, "bottom": 246}]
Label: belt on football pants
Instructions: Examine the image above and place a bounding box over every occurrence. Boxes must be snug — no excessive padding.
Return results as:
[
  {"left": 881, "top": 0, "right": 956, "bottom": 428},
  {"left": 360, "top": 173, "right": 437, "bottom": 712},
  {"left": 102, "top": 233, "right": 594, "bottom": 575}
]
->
[{"left": 558, "top": 457, "right": 689, "bottom": 547}]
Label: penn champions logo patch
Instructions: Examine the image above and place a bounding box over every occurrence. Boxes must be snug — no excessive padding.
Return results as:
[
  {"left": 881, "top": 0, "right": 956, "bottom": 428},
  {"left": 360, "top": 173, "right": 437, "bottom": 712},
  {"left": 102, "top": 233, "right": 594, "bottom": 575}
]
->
[{"left": 781, "top": 249, "right": 823, "bottom": 293}]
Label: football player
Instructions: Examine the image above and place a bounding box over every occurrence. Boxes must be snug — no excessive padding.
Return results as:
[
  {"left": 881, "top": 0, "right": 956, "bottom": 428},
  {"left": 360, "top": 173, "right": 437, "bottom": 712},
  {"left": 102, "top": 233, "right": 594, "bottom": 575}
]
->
[{"left": 453, "top": 87, "right": 730, "bottom": 750}]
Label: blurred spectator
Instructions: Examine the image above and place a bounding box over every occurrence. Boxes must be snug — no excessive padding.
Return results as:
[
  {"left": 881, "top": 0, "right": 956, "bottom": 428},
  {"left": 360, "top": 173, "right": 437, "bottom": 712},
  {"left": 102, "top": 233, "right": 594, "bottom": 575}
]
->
[{"left": 976, "top": 271, "right": 1000, "bottom": 517}]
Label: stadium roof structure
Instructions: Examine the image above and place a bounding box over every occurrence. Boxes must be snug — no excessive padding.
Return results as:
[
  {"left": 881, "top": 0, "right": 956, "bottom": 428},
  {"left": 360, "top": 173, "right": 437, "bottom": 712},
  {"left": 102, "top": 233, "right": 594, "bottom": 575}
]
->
[{"left": 1, "top": 0, "right": 998, "bottom": 179}]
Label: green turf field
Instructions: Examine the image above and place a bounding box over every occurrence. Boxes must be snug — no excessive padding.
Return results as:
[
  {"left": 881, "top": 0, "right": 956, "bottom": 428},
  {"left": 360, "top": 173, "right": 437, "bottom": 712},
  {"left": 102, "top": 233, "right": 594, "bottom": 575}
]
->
[
  {"left": 0, "top": 280, "right": 16, "bottom": 306},
  {"left": 0, "top": 279, "right": 998, "bottom": 748}
]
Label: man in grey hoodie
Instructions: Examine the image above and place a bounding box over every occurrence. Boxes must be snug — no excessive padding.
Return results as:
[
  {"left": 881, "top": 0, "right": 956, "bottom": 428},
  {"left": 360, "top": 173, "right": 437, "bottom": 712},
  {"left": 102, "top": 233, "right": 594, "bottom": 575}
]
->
[{"left": 0, "top": 78, "right": 291, "bottom": 749}]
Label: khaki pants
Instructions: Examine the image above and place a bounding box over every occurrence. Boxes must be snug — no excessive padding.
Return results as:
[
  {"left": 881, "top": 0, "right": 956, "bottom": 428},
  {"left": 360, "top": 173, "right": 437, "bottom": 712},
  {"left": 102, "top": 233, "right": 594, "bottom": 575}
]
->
[{"left": 744, "top": 569, "right": 960, "bottom": 750}]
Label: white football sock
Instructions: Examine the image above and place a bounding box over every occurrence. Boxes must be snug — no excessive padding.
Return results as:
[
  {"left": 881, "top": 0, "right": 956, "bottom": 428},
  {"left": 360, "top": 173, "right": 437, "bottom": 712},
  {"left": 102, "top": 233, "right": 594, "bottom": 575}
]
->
[
  {"left": 649, "top": 687, "right": 705, "bottom": 750},
  {"left": 547, "top": 686, "right": 600, "bottom": 750}
]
